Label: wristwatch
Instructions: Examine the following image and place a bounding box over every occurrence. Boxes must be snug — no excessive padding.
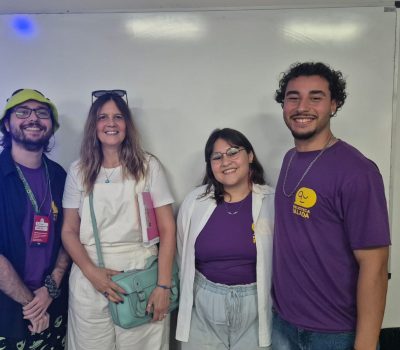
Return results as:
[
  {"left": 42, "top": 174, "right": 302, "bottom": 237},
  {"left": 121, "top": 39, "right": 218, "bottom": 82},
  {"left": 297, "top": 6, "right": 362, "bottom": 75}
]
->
[{"left": 44, "top": 274, "right": 61, "bottom": 299}]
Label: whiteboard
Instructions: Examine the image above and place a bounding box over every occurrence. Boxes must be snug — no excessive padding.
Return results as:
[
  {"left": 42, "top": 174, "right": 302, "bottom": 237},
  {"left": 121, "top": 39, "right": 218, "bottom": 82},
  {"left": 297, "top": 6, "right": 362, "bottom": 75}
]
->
[
  {"left": 0, "top": 5, "right": 398, "bottom": 329},
  {"left": 0, "top": 7, "right": 395, "bottom": 204}
]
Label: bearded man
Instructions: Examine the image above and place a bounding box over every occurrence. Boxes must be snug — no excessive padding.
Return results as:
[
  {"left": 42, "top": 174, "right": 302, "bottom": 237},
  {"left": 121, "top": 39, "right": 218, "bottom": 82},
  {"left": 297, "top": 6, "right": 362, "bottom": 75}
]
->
[
  {"left": 271, "top": 62, "right": 391, "bottom": 350},
  {"left": 0, "top": 89, "right": 69, "bottom": 349}
]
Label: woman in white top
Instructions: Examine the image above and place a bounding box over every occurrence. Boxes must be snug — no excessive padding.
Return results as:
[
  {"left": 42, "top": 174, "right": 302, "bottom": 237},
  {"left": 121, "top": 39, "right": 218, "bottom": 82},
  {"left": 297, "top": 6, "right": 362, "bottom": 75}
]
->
[
  {"left": 62, "top": 90, "right": 176, "bottom": 350},
  {"left": 176, "top": 128, "right": 274, "bottom": 349}
]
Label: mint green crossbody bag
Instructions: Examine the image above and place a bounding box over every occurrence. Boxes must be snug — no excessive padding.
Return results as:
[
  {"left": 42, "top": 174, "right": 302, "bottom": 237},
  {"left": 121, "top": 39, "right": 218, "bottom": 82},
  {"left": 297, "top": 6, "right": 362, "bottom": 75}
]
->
[{"left": 89, "top": 192, "right": 179, "bottom": 329}]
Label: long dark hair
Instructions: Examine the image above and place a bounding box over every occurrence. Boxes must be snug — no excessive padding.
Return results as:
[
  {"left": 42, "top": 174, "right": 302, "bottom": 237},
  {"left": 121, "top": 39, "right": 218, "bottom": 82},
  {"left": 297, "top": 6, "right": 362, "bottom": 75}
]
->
[
  {"left": 79, "top": 93, "right": 146, "bottom": 193},
  {"left": 200, "top": 128, "right": 266, "bottom": 203}
]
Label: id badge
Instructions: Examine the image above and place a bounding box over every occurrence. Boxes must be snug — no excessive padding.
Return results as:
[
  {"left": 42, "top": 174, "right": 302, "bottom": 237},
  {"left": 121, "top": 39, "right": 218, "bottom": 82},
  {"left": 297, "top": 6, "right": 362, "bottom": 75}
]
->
[{"left": 31, "top": 215, "right": 50, "bottom": 246}]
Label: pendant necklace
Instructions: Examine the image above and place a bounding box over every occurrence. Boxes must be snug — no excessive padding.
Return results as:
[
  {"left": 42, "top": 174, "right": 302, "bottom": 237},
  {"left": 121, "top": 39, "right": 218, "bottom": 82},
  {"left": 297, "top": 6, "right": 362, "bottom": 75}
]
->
[
  {"left": 223, "top": 193, "right": 249, "bottom": 215},
  {"left": 104, "top": 167, "right": 117, "bottom": 183},
  {"left": 282, "top": 135, "right": 335, "bottom": 198}
]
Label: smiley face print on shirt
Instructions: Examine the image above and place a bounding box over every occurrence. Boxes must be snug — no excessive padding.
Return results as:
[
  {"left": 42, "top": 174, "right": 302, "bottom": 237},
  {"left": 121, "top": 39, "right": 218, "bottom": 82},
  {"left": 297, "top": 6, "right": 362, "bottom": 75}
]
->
[{"left": 293, "top": 187, "right": 317, "bottom": 219}]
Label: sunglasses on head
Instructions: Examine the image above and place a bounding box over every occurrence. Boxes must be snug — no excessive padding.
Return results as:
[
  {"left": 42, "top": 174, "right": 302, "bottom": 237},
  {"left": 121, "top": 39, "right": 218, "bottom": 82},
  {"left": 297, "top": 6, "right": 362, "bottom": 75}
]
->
[{"left": 91, "top": 89, "right": 128, "bottom": 104}]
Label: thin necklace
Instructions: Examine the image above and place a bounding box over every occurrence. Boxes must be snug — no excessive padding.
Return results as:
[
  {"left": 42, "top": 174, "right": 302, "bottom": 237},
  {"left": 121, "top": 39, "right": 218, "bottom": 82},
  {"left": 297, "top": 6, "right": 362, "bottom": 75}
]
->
[
  {"left": 103, "top": 167, "right": 117, "bottom": 183},
  {"left": 223, "top": 193, "right": 249, "bottom": 215},
  {"left": 282, "top": 135, "right": 335, "bottom": 198}
]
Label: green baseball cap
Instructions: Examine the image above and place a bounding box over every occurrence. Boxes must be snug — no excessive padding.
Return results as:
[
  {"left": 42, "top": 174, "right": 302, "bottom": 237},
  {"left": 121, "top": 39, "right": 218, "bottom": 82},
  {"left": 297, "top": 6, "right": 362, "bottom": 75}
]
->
[{"left": 1, "top": 89, "right": 60, "bottom": 131}]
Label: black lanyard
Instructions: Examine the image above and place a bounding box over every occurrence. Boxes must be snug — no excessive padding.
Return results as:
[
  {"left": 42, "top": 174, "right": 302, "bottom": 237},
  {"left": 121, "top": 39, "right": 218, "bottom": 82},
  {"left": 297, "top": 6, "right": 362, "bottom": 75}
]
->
[{"left": 15, "top": 159, "right": 50, "bottom": 215}]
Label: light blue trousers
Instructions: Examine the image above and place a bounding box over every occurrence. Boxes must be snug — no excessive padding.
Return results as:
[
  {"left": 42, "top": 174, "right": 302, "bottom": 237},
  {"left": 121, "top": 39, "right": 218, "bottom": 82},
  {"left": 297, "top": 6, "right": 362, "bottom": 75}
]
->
[{"left": 181, "top": 271, "right": 270, "bottom": 350}]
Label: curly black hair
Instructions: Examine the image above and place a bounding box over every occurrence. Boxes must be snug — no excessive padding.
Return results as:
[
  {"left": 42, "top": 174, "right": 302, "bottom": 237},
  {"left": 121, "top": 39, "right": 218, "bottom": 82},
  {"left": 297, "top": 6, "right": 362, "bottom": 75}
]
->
[{"left": 274, "top": 62, "right": 347, "bottom": 116}]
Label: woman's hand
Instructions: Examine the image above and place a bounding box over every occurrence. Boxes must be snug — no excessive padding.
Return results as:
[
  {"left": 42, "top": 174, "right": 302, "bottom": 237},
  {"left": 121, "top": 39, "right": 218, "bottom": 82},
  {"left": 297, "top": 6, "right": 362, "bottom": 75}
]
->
[
  {"left": 146, "top": 286, "right": 170, "bottom": 321},
  {"left": 85, "top": 265, "right": 127, "bottom": 303},
  {"left": 149, "top": 203, "right": 176, "bottom": 322},
  {"left": 23, "top": 286, "right": 52, "bottom": 320}
]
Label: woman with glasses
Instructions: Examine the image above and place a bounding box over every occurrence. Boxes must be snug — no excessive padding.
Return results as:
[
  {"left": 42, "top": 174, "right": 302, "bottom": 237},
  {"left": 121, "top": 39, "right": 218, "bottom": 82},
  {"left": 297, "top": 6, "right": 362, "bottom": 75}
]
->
[
  {"left": 61, "top": 91, "right": 176, "bottom": 349},
  {"left": 176, "top": 128, "right": 274, "bottom": 350}
]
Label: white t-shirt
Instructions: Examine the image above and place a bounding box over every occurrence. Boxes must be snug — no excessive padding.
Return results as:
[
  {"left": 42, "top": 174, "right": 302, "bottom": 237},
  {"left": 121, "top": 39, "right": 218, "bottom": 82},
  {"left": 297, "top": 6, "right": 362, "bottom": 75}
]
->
[{"left": 63, "top": 155, "right": 174, "bottom": 217}]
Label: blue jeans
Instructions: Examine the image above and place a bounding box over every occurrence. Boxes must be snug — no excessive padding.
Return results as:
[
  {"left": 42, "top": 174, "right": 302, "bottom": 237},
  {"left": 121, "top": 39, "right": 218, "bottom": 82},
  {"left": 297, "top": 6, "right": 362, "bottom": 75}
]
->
[{"left": 272, "top": 311, "right": 356, "bottom": 350}]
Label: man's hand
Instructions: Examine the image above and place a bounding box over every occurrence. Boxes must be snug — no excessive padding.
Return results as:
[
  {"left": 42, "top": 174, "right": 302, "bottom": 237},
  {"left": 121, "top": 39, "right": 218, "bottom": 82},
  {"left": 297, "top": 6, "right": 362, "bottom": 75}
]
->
[
  {"left": 23, "top": 286, "right": 52, "bottom": 320},
  {"left": 27, "top": 312, "right": 50, "bottom": 335}
]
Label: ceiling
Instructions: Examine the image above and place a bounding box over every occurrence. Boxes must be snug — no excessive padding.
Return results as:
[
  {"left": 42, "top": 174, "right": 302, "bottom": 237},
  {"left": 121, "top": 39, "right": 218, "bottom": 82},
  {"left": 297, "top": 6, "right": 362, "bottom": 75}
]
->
[{"left": 0, "top": 0, "right": 395, "bottom": 14}]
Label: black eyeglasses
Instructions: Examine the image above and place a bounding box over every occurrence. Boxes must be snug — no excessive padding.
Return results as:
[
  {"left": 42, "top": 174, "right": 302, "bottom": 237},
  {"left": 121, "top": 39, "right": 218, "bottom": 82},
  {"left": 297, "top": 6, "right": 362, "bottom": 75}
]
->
[
  {"left": 91, "top": 90, "right": 128, "bottom": 104},
  {"left": 13, "top": 107, "right": 51, "bottom": 119}
]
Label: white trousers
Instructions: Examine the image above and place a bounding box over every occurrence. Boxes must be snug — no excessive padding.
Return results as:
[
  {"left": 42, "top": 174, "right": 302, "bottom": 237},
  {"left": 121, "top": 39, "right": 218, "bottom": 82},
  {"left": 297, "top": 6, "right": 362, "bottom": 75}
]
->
[{"left": 67, "top": 245, "right": 169, "bottom": 350}]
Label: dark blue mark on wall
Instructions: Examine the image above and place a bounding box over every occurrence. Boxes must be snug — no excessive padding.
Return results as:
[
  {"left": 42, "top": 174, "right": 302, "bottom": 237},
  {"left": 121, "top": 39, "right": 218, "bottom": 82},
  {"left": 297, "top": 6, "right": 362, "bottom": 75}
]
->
[{"left": 11, "top": 16, "right": 37, "bottom": 37}]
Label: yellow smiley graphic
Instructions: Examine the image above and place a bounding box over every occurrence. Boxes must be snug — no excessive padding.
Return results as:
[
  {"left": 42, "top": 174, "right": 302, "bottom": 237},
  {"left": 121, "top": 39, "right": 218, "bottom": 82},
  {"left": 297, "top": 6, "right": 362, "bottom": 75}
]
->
[{"left": 294, "top": 187, "right": 317, "bottom": 208}]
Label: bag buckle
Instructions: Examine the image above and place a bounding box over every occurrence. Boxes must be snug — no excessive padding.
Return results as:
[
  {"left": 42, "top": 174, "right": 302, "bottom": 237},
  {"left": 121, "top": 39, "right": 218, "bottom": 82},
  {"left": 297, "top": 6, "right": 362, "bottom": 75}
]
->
[{"left": 138, "top": 291, "right": 146, "bottom": 302}]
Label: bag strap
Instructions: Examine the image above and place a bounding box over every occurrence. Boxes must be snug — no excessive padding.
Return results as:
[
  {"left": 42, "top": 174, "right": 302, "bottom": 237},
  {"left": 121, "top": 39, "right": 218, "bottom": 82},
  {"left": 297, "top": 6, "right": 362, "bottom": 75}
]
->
[
  {"left": 89, "top": 192, "right": 105, "bottom": 268},
  {"left": 144, "top": 255, "right": 158, "bottom": 269}
]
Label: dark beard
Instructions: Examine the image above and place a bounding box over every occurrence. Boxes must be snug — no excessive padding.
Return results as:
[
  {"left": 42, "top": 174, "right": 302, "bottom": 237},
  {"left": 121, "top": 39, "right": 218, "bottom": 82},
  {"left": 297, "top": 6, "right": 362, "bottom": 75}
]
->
[
  {"left": 291, "top": 129, "right": 316, "bottom": 140},
  {"left": 11, "top": 122, "right": 52, "bottom": 151},
  {"left": 13, "top": 137, "right": 50, "bottom": 151}
]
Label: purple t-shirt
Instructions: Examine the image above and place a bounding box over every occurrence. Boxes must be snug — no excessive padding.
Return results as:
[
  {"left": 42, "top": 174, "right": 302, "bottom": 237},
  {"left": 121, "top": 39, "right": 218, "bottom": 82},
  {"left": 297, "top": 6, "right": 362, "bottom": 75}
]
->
[
  {"left": 19, "top": 163, "right": 55, "bottom": 291},
  {"left": 195, "top": 192, "right": 257, "bottom": 285},
  {"left": 272, "top": 140, "right": 391, "bottom": 332}
]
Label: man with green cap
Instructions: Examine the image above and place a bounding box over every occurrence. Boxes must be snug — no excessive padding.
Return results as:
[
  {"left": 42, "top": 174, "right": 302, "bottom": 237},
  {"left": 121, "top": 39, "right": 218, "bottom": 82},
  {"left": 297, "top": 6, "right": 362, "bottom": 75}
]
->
[{"left": 0, "top": 89, "right": 69, "bottom": 348}]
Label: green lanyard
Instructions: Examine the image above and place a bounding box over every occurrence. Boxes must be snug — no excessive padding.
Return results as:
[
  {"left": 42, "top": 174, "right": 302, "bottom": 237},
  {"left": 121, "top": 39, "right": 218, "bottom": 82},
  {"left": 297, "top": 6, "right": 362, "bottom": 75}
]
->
[{"left": 15, "top": 159, "right": 50, "bottom": 215}]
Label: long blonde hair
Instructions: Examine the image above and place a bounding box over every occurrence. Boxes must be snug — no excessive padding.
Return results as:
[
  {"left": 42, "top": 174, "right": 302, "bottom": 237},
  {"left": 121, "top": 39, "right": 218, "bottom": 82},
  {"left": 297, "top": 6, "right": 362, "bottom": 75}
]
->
[{"left": 79, "top": 93, "right": 146, "bottom": 193}]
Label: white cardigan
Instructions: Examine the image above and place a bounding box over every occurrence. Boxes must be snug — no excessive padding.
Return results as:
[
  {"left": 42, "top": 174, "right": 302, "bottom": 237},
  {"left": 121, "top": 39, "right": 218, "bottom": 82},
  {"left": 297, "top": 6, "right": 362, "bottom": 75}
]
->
[{"left": 175, "top": 184, "right": 275, "bottom": 347}]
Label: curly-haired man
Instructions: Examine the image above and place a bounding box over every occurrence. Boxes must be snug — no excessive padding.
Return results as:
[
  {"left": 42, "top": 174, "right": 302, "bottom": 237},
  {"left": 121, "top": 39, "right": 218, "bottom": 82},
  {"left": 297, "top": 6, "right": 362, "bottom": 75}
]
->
[{"left": 272, "top": 62, "right": 390, "bottom": 350}]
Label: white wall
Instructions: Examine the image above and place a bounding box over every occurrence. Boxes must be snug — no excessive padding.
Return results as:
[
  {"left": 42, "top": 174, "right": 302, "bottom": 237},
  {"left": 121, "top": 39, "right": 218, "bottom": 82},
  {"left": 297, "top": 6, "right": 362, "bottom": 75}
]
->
[
  {"left": 1, "top": 5, "right": 398, "bottom": 327},
  {"left": 384, "top": 6, "right": 400, "bottom": 329}
]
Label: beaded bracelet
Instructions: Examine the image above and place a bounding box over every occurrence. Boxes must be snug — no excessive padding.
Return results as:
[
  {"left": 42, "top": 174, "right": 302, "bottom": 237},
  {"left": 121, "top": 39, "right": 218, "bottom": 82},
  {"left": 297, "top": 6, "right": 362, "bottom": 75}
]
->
[
  {"left": 156, "top": 283, "right": 172, "bottom": 290},
  {"left": 44, "top": 274, "right": 61, "bottom": 299}
]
